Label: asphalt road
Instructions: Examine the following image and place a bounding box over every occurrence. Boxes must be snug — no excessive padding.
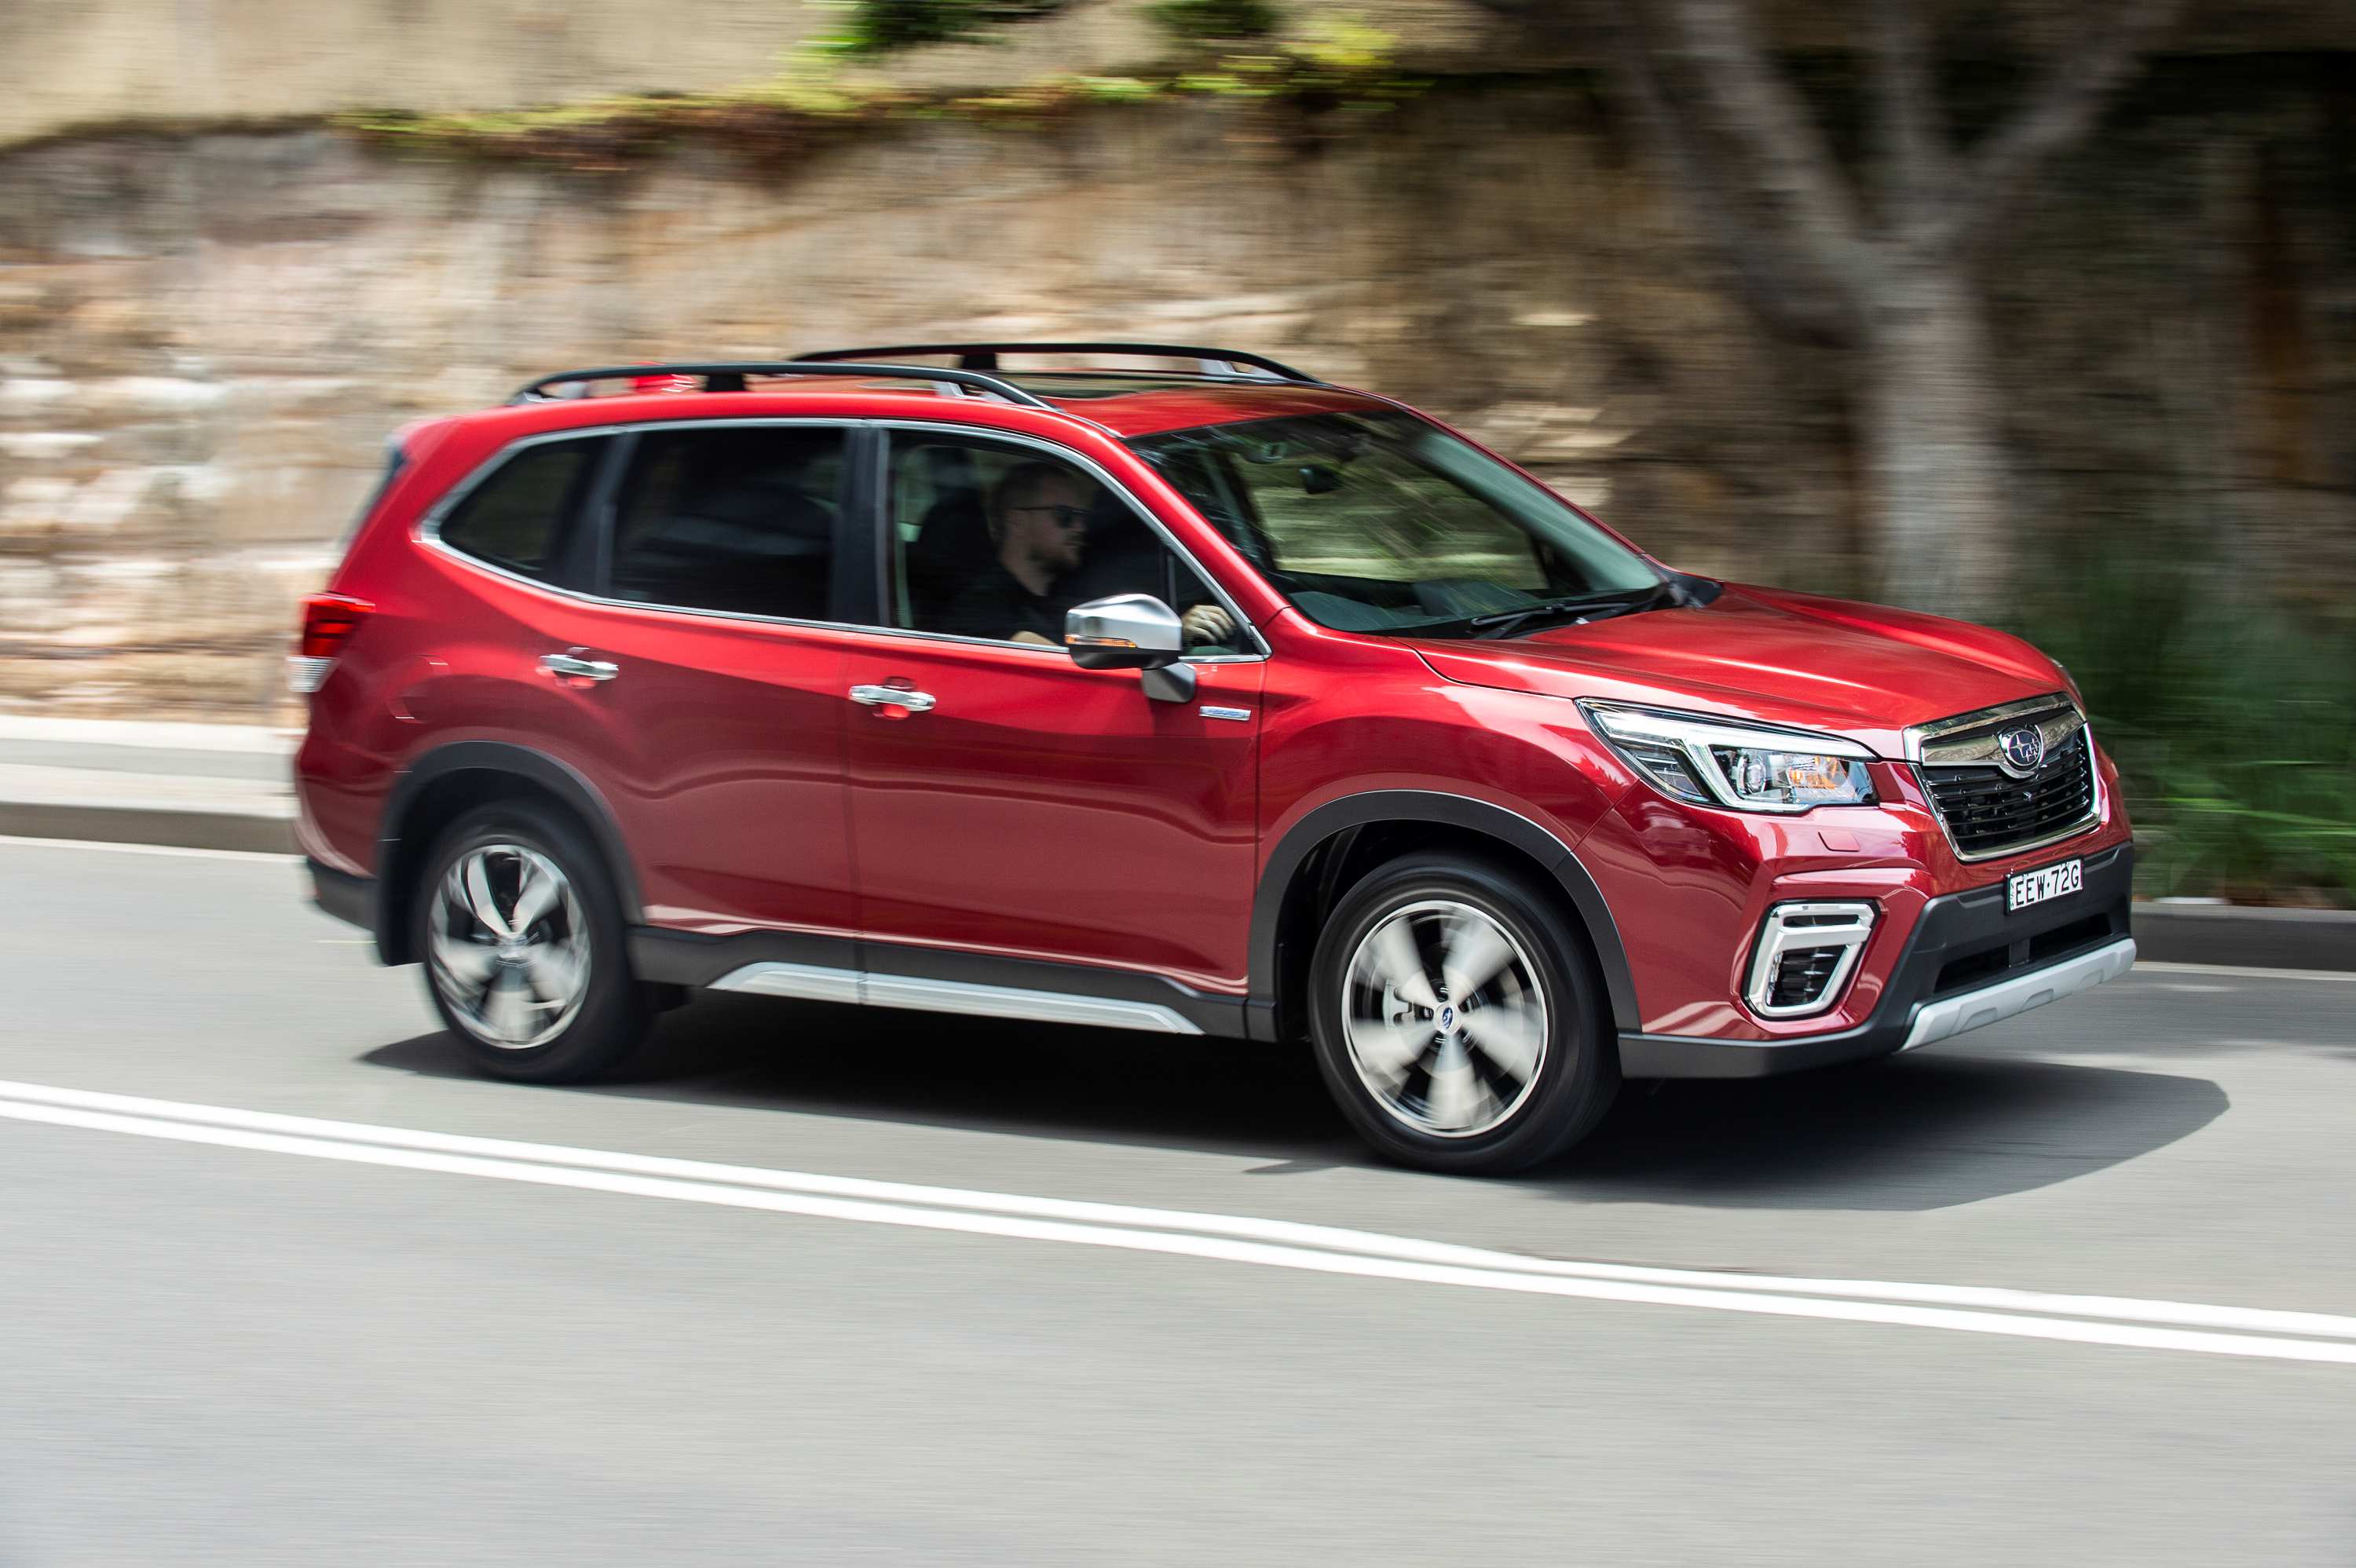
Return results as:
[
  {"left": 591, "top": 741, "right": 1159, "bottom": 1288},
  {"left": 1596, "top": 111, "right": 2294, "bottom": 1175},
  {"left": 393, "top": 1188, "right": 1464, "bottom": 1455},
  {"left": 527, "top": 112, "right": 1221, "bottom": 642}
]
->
[{"left": 3, "top": 837, "right": 2353, "bottom": 1566}]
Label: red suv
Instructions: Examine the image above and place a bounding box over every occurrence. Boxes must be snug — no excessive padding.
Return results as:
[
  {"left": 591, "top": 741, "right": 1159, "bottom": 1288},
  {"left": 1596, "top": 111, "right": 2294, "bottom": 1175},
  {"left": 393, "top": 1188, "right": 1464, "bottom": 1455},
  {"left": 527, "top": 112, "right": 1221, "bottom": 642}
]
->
[{"left": 294, "top": 344, "right": 2136, "bottom": 1174}]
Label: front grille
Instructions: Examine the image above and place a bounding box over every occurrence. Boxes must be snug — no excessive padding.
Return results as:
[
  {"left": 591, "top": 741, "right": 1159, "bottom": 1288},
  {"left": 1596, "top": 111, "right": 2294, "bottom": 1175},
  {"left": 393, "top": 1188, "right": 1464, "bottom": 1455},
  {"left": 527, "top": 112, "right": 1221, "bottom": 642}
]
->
[{"left": 1922, "top": 730, "right": 2096, "bottom": 858}]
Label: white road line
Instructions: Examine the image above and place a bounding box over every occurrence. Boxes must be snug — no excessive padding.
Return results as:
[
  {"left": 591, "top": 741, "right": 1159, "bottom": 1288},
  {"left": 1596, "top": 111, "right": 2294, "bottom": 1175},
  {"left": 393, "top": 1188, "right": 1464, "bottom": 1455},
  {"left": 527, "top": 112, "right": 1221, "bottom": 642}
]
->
[
  {"left": 0, "top": 834, "right": 297, "bottom": 864},
  {"left": 9, "top": 1077, "right": 2353, "bottom": 1340},
  {"left": 2, "top": 1080, "right": 2351, "bottom": 1366}
]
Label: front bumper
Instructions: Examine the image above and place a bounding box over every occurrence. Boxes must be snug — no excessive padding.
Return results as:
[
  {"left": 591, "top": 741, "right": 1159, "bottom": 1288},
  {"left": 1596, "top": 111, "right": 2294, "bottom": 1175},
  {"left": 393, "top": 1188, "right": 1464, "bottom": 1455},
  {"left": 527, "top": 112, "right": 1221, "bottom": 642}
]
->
[
  {"left": 1619, "top": 842, "right": 2135, "bottom": 1078},
  {"left": 308, "top": 856, "right": 375, "bottom": 935}
]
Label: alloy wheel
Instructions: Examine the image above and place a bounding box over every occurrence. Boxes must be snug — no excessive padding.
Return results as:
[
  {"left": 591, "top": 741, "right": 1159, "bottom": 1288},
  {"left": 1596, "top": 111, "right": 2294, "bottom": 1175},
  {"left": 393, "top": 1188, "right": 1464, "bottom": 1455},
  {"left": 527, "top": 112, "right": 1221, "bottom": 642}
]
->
[
  {"left": 426, "top": 842, "right": 591, "bottom": 1050},
  {"left": 1340, "top": 898, "right": 1549, "bottom": 1138}
]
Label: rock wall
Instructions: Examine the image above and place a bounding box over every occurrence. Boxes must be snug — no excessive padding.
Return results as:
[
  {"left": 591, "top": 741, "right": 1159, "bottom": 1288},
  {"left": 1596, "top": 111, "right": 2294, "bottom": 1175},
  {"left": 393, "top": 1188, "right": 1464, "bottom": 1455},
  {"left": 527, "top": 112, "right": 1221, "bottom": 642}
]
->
[
  {"left": 0, "top": 0, "right": 825, "bottom": 148},
  {"left": 0, "top": 65, "right": 2349, "bottom": 718}
]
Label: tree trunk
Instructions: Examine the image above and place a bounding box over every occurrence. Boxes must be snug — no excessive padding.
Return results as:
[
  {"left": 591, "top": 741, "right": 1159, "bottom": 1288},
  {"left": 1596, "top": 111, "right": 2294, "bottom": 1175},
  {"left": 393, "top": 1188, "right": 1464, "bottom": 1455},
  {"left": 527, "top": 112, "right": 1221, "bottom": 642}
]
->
[{"left": 1864, "top": 259, "right": 2012, "bottom": 618}]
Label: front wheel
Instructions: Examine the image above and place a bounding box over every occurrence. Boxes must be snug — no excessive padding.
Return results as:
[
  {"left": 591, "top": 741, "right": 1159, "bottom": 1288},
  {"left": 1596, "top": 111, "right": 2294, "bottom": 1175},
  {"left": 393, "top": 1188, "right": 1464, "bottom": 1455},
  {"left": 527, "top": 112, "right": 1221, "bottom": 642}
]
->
[
  {"left": 414, "top": 799, "right": 654, "bottom": 1084},
  {"left": 1308, "top": 854, "right": 1619, "bottom": 1175}
]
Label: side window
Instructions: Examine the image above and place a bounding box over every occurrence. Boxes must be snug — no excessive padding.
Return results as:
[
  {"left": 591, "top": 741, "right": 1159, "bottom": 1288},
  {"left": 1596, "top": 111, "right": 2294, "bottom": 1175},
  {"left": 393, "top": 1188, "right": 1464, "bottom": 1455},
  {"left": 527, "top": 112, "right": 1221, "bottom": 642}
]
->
[
  {"left": 889, "top": 435, "right": 1246, "bottom": 653},
  {"left": 437, "top": 437, "right": 605, "bottom": 581},
  {"left": 607, "top": 426, "right": 844, "bottom": 620}
]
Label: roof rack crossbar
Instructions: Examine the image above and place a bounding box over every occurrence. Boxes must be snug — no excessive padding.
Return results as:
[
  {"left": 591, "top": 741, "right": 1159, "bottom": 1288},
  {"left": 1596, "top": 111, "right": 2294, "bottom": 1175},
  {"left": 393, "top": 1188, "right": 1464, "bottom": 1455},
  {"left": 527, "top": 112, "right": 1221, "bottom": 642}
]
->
[
  {"left": 789, "top": 342, "right": 1323, "bottom": 386},
  {"left": 508, "top": 361, "right": 1054, "bottom": 408}
]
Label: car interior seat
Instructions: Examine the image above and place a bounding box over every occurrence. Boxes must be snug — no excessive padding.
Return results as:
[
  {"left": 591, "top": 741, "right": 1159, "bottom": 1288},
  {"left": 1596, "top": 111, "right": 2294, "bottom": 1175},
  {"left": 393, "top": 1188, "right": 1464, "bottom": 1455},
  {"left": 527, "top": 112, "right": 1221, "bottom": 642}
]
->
[
  {"left": 1061, "top": 491, "right": 1168, "bottom": 606},
  {"left": 612, "top": 440, "right": 836, "bottom": 621}
]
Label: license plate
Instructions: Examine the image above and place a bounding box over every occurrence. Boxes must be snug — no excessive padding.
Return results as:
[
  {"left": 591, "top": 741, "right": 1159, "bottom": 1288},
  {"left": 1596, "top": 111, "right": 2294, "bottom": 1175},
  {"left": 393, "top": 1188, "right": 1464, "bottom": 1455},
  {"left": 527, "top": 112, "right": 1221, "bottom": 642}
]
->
[{"left": 2007, "top": 857, "right": 2083, "bottom": 913}]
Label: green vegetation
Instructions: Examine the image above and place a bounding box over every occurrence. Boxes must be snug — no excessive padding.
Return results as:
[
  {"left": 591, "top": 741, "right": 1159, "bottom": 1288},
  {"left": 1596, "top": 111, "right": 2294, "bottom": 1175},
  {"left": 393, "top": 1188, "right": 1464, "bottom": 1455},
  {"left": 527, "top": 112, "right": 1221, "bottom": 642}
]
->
[
  {"left": 1169, "top": 14, "right": 1419, "bottom": 111},
  {"left": 336, "top": 86, "right": 876, "bottom": 168},
  {"left": 2016, "top": 538, "right": 2356, "bottom": 907},
  {"left": 1151, "top": 0, "right": 1279, "bottom": 42},
  {"left": 833, "top": 0, "right": 1070, "bottom": 55},
  {"left": 338, "top": 9, "right": 1418, "bottom": 166}
]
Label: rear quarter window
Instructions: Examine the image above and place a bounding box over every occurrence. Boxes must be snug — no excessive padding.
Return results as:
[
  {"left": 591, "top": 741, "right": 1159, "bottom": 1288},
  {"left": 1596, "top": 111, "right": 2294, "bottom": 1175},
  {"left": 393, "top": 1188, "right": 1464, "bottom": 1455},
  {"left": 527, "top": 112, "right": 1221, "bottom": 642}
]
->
[{"left": 437, "top": 438, "right": 605, "bottom": 580}]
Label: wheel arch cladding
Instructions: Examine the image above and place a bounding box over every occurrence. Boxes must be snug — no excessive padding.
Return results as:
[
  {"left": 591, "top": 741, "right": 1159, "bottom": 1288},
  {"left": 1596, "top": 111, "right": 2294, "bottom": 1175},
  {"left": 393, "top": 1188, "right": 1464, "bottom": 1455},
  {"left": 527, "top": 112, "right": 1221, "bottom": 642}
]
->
[
  {"left": 375, "top": 742, "right": 642, "bottom": 966},
  {"left": 1249, "top": 791, "right": 1638, "bottom": 1043}
]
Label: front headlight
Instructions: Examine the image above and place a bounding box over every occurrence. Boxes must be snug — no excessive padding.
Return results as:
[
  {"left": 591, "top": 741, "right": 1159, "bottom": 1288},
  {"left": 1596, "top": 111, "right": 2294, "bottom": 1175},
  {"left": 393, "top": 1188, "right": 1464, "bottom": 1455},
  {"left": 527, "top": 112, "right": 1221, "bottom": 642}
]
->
[{"left": 1579, "top": 702, "right": 1878, "bottom": 813}]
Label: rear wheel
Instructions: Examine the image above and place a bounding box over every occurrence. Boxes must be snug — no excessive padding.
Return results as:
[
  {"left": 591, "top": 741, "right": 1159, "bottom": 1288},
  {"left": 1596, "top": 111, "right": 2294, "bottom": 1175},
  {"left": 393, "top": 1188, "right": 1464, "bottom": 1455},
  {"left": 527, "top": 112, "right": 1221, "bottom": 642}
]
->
[
  {"left": 1308, "top": 853, "right": 1618, "bottom": 1175},
  {"left": 415, "top": 799, "right": 653, "bottom": 1084}
]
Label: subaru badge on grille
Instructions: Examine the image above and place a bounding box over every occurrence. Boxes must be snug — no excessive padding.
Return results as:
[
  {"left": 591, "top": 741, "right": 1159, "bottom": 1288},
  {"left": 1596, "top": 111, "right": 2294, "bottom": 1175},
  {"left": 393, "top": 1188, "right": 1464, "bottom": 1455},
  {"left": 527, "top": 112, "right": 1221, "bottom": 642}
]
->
[{"left": 1996, "top": 725, "right": 2048, "bottom": 778}]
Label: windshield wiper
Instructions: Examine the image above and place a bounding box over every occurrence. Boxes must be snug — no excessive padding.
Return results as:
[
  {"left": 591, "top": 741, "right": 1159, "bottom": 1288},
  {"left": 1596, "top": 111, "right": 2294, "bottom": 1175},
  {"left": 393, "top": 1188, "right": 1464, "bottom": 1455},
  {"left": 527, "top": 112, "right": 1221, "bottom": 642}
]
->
[{"left": 1465, "top": 582, "right": 1682, "bottom": 639}]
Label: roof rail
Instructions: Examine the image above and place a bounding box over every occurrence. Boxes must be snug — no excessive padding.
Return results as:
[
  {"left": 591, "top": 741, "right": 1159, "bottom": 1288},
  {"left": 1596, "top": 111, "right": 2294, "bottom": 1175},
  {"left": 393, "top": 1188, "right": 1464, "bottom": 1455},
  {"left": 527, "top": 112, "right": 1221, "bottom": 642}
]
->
[
  {"left": 508, "top": 360, "right": 1055, "bottom": 408},
  {"left": 790, "top": 342, "right": 1323, "bottom": 386}
]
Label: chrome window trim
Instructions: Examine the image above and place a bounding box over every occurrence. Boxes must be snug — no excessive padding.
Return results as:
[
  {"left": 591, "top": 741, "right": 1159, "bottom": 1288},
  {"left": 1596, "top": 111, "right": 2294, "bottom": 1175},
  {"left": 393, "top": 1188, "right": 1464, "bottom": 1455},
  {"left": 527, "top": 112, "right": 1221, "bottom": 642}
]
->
[
  {"left": 415, "top": 415, "right": 1269, "bottom": 661},
  {"left": 1743, "top": 901, "right": 1876, "bottom": 1019},
  {"left": 415, "top": 416, "right": 894, "bottom": 636},
  {"left": 1903, "top": 693, "right": 2105, "bottom": 864},
  {"left": 872, "top": 417, "right": 1271, "bottom": 663},
  {"left": 416, "top": 415, "right": 1270, "bottom": 660}
]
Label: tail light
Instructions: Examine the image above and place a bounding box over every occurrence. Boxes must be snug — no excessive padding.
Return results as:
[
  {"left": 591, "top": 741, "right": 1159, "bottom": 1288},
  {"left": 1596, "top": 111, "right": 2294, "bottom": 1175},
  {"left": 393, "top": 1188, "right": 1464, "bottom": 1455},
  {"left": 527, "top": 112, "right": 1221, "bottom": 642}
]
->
[{"left": 289, "top": 592, "right": 373, "bottom": 693}]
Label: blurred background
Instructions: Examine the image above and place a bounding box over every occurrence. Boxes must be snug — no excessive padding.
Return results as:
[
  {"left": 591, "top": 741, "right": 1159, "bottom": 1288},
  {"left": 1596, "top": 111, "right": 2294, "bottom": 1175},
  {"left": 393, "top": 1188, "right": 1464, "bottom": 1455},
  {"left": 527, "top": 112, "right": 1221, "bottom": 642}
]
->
[{"left": 1, "top": 0, "right": 2349, "bottom": 902}]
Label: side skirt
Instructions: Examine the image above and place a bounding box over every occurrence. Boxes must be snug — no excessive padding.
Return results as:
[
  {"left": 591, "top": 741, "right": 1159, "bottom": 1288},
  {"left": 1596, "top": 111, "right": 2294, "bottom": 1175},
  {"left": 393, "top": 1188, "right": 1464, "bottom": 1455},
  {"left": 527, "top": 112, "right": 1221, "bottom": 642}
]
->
[{"left": 627, "top": 927, "right": 1249, "bottom": 1040}]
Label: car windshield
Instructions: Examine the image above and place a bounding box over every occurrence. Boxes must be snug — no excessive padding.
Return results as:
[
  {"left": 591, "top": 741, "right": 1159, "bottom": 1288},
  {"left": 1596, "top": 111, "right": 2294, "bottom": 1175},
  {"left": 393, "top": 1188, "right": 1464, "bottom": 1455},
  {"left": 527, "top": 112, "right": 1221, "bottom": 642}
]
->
[{"left": 1126, "top": 410, "right": 1664, "bottom": 636}]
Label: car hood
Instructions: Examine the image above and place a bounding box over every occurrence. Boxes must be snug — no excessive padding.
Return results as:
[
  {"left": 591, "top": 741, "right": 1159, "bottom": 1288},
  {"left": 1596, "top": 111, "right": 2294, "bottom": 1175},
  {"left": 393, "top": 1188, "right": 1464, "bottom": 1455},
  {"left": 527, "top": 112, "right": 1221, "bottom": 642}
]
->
[{"left": 1410, "top": 583, "right": 2068, "bottom": 758}]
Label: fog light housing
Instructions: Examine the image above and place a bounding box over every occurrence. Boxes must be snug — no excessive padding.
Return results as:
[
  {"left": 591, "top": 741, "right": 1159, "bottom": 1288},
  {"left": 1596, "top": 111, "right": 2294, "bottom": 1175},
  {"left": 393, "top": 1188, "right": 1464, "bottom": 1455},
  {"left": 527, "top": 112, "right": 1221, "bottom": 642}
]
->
[{"left": 1746, "top": 901, "right": 1876, "bottom": 1018}]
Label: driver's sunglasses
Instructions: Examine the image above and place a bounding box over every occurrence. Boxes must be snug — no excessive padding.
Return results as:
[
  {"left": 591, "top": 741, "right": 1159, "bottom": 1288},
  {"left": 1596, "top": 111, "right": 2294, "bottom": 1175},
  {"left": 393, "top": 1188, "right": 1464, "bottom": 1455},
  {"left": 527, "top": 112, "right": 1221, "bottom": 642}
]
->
[{"left": 1013, "top": 504, "right": 1091, "bottom": 531}]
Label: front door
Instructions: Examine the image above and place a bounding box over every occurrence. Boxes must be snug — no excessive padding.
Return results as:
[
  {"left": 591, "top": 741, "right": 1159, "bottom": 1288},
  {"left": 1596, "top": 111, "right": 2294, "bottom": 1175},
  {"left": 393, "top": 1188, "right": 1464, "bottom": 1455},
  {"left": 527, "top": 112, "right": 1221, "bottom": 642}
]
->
[{"left": 842, "top": 429, "right": 1264, "bottom": 994}]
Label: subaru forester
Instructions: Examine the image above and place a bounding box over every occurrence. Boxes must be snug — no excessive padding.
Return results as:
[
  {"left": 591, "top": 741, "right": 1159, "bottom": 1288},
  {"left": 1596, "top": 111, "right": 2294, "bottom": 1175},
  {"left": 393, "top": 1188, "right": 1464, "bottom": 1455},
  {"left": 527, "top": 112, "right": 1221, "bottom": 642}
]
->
[{"left": 294, "top": 344, "right": 2136, "bottom": 1174}]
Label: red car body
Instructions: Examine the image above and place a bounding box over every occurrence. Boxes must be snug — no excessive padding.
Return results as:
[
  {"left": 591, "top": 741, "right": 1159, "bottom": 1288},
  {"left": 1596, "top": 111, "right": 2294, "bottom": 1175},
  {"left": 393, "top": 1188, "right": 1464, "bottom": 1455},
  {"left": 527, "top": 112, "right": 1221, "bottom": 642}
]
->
[{"left": 298, "top": 353, "right": 2135, "bottom": 1097}]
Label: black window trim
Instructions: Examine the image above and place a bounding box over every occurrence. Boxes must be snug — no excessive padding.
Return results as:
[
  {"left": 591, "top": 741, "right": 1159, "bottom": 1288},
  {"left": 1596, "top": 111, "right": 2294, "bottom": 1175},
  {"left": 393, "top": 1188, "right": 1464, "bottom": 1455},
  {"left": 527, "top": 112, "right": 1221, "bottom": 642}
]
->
[
  {"left": 868, "top": 418, "right": 1268, "bottom": 663},
  {"left": 415, "top": 417, "right": 880, "bottom": 637}
]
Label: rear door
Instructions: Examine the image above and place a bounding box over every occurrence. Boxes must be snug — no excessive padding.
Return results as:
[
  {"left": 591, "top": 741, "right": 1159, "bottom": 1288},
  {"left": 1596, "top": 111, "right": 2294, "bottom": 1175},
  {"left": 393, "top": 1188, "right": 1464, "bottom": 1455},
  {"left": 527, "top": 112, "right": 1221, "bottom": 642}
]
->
[
  {"left": 840, "top": 427, "right": 1264, "bottom": 996},
  {"left": 507, "top": 419, "right": 874, "bottom": 942}
]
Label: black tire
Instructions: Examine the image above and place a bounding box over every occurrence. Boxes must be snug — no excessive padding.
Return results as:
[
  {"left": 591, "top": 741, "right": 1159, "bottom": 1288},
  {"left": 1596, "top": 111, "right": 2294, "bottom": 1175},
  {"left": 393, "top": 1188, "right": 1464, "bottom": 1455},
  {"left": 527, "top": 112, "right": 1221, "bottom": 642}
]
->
[
  {"left": 1308, "top": 853, "right": 1619, "bottom": 1175},
  {"left": 412, "top": 797, "right": 654, "bottom": 1084}
]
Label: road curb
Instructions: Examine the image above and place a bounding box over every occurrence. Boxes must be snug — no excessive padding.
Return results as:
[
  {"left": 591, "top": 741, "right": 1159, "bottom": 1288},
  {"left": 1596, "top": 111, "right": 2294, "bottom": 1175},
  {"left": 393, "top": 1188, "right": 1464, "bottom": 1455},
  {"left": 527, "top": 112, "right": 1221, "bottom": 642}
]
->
[
  {"left": 2130, "top": 901, "right": 2356, "bottom": 974},
  {"left": 0, "top": 801, "right": 296, "bottom": 856}
]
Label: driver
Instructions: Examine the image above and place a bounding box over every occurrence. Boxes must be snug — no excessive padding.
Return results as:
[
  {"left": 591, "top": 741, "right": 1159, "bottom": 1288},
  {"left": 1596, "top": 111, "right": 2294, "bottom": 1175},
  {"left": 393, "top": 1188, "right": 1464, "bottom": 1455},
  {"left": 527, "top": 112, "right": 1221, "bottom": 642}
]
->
[{"left": 942, "top": 462, "right": 1238, "bottom": 649}]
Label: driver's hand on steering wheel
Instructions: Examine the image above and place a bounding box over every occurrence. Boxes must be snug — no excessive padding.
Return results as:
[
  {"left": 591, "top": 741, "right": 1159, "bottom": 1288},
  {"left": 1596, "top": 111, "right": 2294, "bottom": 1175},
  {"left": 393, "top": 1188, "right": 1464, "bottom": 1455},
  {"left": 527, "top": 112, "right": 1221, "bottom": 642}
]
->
[{"left": 1180, "top": 604, "right": 1237, "bottom": 646}]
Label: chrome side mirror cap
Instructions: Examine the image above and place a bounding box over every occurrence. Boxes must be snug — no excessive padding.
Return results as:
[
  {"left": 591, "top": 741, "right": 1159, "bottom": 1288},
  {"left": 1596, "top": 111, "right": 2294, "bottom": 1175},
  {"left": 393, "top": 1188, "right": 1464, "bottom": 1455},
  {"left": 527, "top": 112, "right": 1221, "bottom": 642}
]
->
[
  {"left": 1065, "top": 594, "right": 1185, "bottom": 671},
  {"left": 1065, "top": 594, "right": 1195, "bottom": 703}
]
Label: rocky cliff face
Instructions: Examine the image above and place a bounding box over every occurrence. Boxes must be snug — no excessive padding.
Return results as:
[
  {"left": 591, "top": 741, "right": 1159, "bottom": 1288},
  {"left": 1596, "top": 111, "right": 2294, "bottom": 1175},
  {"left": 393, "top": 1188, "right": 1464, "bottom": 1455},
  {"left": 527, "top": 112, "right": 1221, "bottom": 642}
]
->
[{"left": 0, "top": 65, "right": 2347, "bottom": 718}]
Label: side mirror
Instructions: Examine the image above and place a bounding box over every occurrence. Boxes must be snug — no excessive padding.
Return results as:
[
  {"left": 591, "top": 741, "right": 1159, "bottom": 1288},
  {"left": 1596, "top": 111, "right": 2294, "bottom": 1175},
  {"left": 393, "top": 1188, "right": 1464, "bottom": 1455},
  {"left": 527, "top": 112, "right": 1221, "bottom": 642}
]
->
[
  {"left": 1065, "top": 594, "right": 1185, "bottom": 671},
  {"left": 1065, "top": 594, "right": 1196, "bottom": 704}
]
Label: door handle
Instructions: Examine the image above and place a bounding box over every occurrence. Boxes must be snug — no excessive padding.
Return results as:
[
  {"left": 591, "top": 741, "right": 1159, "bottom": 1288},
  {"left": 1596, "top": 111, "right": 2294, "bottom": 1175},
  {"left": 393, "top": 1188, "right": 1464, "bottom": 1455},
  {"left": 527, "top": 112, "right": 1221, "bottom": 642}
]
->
[
  {"left": 850, "top": 684, "right": 936, "bottom": 713},
  {"left": 540, "top": 649, "right": 619, "bottom": 682}
]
